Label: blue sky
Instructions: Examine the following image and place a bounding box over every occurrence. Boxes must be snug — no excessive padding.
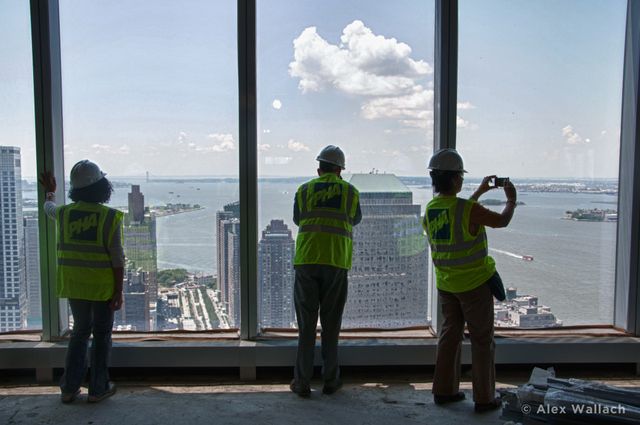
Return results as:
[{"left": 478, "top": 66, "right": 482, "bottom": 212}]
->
[{"left": 0, "top": 0, "right": 626, "bottom": 178}]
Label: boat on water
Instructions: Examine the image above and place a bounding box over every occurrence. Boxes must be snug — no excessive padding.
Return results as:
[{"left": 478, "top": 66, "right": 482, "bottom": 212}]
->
[
  {"left": 564, "top": 208, "right": 617, "bottom": 222},
  {"left": 521, "top": 255, "right": 534, "bottom": 261}
]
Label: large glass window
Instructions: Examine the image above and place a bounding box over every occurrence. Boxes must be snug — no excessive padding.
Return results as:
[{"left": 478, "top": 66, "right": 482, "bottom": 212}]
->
[
  {"left": 257, "top": 0, "right": 435, "bottom": 330},
  {"left": 59, "top": 1, "right": 239, "bottom": 332},
  {"left": 0, "top": 1, "right": 40, "bottom": 332},
  {"left": 458, "top": 0, "right": 626, "bottom": 327}
]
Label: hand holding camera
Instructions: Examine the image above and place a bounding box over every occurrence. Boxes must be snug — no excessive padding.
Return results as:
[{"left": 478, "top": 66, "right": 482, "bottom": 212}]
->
[
  {"left": 500, "top": 178, "right": 517, "bottom": 203},
  {"left": 493, "top": 177, "right": 509, "bottom": 187}
]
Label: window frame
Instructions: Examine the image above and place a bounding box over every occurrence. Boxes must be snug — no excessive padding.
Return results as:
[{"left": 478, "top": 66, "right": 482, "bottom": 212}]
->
[{"left": 27, "top": 0, "right": 640, "bottom": 345}]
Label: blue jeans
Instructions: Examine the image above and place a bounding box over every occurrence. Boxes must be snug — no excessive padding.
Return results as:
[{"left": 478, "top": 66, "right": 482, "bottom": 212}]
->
[{"left": 60, "top": 299, "right": 114, "bottom": 396}]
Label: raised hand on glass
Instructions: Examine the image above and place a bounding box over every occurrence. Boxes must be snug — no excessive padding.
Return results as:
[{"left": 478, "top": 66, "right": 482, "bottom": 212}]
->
[{"left": 38, "top": 170, "right": 57, "bottom": 193}]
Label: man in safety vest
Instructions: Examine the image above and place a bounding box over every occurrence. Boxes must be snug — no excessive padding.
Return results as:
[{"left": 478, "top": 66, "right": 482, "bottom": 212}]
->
[
  {"left": 290, "top": 145, "right": 361, "bottom": 398},
  {"left": 423, "top": 148, "right": 517, "bottom": 413},
  {"left": 40, "top": 160, "right": 124, "bottom": 404}
]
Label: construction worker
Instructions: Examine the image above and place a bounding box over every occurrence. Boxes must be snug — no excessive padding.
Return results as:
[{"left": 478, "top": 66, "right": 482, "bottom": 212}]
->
[
  {"left": 39, "top": 160, "right": 124, "bottom": 404},
  {"left": 423, "top": 148, "right": 516, "bottom": 413},
  {"left": 290, "top": 145, "right": 362, "bottom": 398}
]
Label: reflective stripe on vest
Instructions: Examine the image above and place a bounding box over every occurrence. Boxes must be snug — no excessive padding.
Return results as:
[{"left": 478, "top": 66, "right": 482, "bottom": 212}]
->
[
  {"left": 346, "top": 184, "right": 356, "bottom": 222},
  {"left": 57, "top": 258, "right": 113, "bottom": 268},
  {"left": 425, "top": 196, "right": 495, "bottom": 293},
  {"left": 56, "top": 203, "right": 122, "bottom": 301},
  {"left": 427, "top": 198, "right": 487, "bottom": 266},
  {"left": 294, "top": 174, "right": 358, "bottom": 269},
  {"left": 299, "top": 210, "right": 350, "bottom": 222},
  {"left": 431, "top": 247, "right": 488, "bottom": 267},
  {"left": 299, "top": 224, "right": 352, "bottom": 239},
  {"left": 299, "top": 183, "right": 310, "bottom": 213}
]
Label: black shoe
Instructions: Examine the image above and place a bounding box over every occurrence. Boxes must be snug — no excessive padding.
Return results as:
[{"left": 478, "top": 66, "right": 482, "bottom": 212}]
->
[
  {"left": 60, "top": 389, "right": 81, "bottom": 404},
  {"left": 87, "top": 382, "right": 117, "bottom": 403},
  {"left": 474, "top": 397, "right": 502, "bottom": 413},
  {"left": 290, "top": 380, "right": 311, "bottom": 398},
  {"left": 322, "top": 380, "right": 343, "bottom": 395},
  {"left": 434, "top": 392, "right": 466, "bottom": 405}
]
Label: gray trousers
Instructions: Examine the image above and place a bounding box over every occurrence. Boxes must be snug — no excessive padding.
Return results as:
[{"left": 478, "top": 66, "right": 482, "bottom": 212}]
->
[{"left": 293, "top": 264, "right": 349, "bottom": 387}]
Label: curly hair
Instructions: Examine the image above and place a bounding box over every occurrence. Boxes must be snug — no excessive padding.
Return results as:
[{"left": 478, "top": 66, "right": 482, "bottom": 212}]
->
[{"left": 69, "top": 177, "right": 113, "bottom": 204}]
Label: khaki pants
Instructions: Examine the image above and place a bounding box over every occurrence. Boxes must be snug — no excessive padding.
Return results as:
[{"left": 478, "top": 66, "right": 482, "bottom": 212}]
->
[{"left": 432, "top": 281, "right": 495, "bottom": 403}]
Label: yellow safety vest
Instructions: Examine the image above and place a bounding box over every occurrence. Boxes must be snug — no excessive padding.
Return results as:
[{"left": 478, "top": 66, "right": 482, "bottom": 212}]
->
[
  {"left": 294, "top": 174, "right": 359, "bottom": 269},
  {"left": 56, "top": 202, "right": 123, "bottom": 301},
  {"left": 423, "top": 196, "right": 495, "bottom": 293}
]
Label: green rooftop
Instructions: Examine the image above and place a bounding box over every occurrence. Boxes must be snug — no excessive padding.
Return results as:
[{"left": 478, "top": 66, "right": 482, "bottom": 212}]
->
[{"left": 347, "top": 173, "right": 410, "bottom": 193}]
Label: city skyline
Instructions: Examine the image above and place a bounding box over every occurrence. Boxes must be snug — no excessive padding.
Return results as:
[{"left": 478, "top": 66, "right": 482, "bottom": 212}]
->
[{"left": 0, "top": 145, "right": 616, "bottom": 331}]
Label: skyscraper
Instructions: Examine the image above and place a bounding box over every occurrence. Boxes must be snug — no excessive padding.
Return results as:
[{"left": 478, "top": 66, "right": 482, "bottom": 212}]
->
[
  {"left": 0, "top": 146, "right": 26, "bottom": 332},
  {"left": 122, "top": 185, "right": 158, "bottom": 331},
  {"left": 216, "top": 201, "right": 240, "bottom": 327},
  {"left": 344, "top": 173, "right": 429, "bottom": 328},
  {"left": 23, "top": 216, "right": 41, "bottom": 329},
  {"left": 223, "top": 220, "right": 241, "bottom": 327},
  {"left": 115, "top": 268, "right": 149, "bottom": 331},
  {"left": 258, "top": 219, "right": 295, "bottom": 329},
  {"left": 128, "top": 184, "right": 145, "bottom": 222}
]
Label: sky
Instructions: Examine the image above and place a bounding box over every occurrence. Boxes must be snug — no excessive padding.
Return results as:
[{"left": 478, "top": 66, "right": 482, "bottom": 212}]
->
[{"left": 0, "top": 0, "right": 627, "bottom": 179}]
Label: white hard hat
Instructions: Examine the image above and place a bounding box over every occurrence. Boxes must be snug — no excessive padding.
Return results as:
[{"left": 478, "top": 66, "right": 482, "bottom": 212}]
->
[
  {"left": 316, "top": 145, "right": 345, "bottom": 169},
  {"left": 70, "top": 160, "right": 107, "bottom": 189},
  {"left": 428, "top": 148, "right": 467, "bottom": 173}
]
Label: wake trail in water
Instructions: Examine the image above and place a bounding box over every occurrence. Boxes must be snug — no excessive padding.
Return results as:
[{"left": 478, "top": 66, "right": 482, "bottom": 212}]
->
[{"left": 489, "top": 248, "right": 530, "bottom": 260}]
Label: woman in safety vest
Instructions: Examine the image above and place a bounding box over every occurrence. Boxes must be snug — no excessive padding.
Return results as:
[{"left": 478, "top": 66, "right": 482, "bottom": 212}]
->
[
  {"left": 423, "top": 149, "right": 517, "bottom": 413},
  {"left": 40, "top": 160, "right": 124, "bottom": 404}
]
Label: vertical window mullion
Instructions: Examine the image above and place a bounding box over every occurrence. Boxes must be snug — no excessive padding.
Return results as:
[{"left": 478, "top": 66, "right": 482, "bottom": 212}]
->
[
  {"left": 432, "top": 0, "right": 459, "bottom": 334},
  {"left": 30, "top": 0, "right": 67, "bottom": 341},
  {"left": 238, "top": 0, "right": 258, "bottom": 340},
  {"left": 615, "top": 0, "right": 640, "bottom": 336}
]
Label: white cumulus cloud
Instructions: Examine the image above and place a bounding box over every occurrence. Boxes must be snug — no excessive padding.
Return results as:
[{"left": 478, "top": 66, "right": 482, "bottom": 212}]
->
[
  {"left": 287, "top": 139, "right": 310, "bottom": 152},
  {"left": 562, "top": 125, "right": 588, "bottom": 145},
  {"left": 457, "top": 101, "right": 475, "bottom": 110},
  {"left": 289, "top": 20, "right": 473, "bottom": 130},
  {"left": 205, "top": 133, "right": 236, "bottom": 152},
  {"left": 290, "top": 20, "right": 431, "bottom": 97},
  {"left": 361, "top": 87, "right": 433, "bottom": 127},
  {"left": 265, "top": 156, "right": 292, "bottom": 165},
  {"left": 456, "top": 116, "right": 469, "bottom": 128},
  {"left": 91, "top": 144, "right": 130, "bottom": 155}
]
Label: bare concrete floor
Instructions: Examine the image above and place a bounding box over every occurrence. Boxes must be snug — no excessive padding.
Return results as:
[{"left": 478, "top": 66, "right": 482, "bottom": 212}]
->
[
  {"left": 1, "top": 382, "right": 507, "bottom": 425},
  {"left": 1, "top": 367, "right": 638, "bottom": 425}
]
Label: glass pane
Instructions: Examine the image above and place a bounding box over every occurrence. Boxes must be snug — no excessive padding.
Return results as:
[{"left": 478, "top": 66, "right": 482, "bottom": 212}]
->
[
  {"left": 0, "top": 2, "right": 40, "bottom": 332},
  {"left": 59, "top": 1, "right": 239, "bottom": 332},
  {"left": 257, "top": 0, "right": 435, "bottom": 330},
  {"left": 458, "top": 0, "right": 626, "bottom": 327}
]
